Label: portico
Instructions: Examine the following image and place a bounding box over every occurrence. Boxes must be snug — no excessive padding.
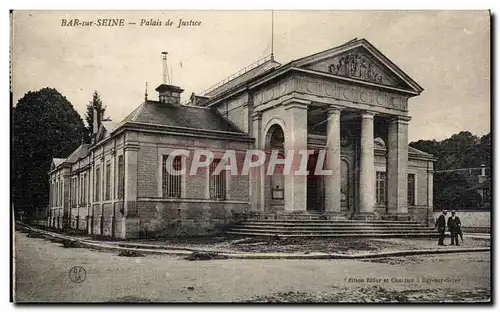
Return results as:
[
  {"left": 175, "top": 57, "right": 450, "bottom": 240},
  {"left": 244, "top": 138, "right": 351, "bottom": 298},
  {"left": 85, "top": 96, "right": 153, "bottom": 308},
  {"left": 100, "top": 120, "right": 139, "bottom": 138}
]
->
[{"left": 244, "top": 38, "right": 425, "bottom": 219}]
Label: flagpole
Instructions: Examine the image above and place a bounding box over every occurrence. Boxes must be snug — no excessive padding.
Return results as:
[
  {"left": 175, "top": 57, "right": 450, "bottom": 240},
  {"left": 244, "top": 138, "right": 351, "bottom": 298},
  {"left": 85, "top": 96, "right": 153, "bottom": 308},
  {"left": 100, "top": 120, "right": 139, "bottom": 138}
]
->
[{"left": 271, "top": 10, "right": 274, "bottom": 60}]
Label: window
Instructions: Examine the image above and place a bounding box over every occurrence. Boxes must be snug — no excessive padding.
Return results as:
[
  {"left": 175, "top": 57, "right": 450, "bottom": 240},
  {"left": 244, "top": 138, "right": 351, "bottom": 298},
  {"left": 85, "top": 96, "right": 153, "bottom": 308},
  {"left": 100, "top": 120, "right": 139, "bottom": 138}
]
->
[
  {"left": 162, "top": 155, "right": 182, "bottom": 198},
  {"left": 80, "top": 175, "right": 85, "bottom": 205},
  {"left": 407, "top": 173, "right": 416, "bottom": 206},
  {"left": 55, "top": 181, "right": 59, "bottom": 206},
  {"left": 117, "top": 155, "right": 125, "bottom": 199},
  {"left": 95, "top": 166, "right": 101, "bottom": 201},
  {"left": 72, "top": 177, "right": 77, "bottom": 207},
  {"left": 86, "top": 173, "right": 90, "bottom": 204},
  {"left": 210, "top": 159, "right": 226, "bottom": 200},
  {"left": 105, "top": 162, "right": 111, "bottom": 200},
  {"left": 375, "top": 171, "right": 386, "bottom": 204},
  {"left": 60, "top": 180, "right": 63, "bottom": 206}
]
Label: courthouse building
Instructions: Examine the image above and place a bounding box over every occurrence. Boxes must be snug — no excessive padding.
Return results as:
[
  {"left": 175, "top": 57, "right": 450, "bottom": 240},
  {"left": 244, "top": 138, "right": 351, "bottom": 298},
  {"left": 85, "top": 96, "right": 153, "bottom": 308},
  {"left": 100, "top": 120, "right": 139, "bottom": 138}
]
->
[{"left": 48, "top": 38, "right": 435, "bottom": 238}]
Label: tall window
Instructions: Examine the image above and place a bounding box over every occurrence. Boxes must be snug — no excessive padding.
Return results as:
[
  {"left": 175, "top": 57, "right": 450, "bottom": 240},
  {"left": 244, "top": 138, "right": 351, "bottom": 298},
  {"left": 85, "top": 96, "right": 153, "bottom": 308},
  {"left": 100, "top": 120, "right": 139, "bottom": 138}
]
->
[
  {"left": 375, "top": 171, "right": 386, "bottom": 204},
  {"left": 407, "top": 173, "right": 416, "bottom": 206},
  {"left": 80, "top": 175, "right": 85, "bottom": 205},
  {"left": 60, "top": 180, "right": 63, "bottom": 206},
  {"left": 117, "top": 156, "right": 125, "bottom": 199},
  {"left": 95, "top": 167, "right": 101, "bottom": 201},
  {"left": 210, "top": 159, "right": 226, "bottom": 200},
  {"left": 86, "top": 173, "right": 90, "bottom": 204},
  {"left": 162, "top": 155, "right": 182, "bottom": 198},
  {"left": 105, "top": 162, "right": 111, "bottom": 200},
  {"left": 72, "top": 177, "right": 76, "bottom": 207}
]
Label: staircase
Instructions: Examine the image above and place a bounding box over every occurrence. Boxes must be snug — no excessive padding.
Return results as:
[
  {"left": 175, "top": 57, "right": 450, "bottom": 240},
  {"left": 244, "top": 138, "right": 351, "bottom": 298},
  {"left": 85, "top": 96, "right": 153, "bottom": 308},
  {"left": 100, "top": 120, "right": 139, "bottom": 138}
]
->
[{"left": 226, "top": 217, "right": 438, "bottom": 238}]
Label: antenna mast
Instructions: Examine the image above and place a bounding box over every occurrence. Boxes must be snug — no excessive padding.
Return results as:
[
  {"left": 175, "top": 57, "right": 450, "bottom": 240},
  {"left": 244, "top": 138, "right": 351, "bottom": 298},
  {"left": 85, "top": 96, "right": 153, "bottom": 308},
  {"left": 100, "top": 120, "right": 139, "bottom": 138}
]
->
[
  {"left": 271, "top": 10, "right": 274, "bottom": 60},
  {"left": 161, "top": 52, "right": 170, "bottom": 84}
]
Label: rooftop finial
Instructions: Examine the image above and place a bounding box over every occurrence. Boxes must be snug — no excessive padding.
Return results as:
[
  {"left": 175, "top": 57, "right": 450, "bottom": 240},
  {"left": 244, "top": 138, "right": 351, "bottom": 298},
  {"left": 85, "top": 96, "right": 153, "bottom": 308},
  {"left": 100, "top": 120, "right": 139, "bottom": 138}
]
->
[{"left": 144, "top": 81, "right": 148, "bottom": 101}]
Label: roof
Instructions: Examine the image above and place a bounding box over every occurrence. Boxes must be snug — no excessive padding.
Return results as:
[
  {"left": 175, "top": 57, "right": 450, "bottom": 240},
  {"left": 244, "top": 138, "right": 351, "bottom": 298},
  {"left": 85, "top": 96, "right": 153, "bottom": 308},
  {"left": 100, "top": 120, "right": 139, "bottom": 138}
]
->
[
  {"left": 64, "top": 144, "right": 90, "bottom": 163},
  {"left": 52, "top": 158, "right": 65, "bottom": 167},
  {"left": 374, "top": 139, "right": 433, "bottom": 158},
  {"left": 204, "top": 58, "right": 281, "bottom": 98},
  {"left": 124, "top": 100, "right": 244, "bottom": 133},
  {"left": 102, "top": 121, "right": 119, "bottom": 135}
]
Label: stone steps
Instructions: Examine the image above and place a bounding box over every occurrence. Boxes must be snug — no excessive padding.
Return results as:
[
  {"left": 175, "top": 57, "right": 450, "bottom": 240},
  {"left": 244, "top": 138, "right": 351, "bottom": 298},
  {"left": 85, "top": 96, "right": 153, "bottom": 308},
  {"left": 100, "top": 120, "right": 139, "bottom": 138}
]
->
[
  {"left": 226, "top": 219, "right": 437, "bottom": 238},
  {"left": 239, "top": 222, "right": 426, "bottom": 227},
  {"left": 232, "top": 225, "right": 430, "bottom": 231},
  {"left": 226, "top": 231, "right": 440, "bottom": 238}
]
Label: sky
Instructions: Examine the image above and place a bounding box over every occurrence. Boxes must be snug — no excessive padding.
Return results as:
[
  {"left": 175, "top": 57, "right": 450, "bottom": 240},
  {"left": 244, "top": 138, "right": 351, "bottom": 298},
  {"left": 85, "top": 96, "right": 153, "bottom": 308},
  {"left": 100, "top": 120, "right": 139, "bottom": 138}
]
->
[{"left": 11, "top": 10, "right": 490, "bottom": 141}]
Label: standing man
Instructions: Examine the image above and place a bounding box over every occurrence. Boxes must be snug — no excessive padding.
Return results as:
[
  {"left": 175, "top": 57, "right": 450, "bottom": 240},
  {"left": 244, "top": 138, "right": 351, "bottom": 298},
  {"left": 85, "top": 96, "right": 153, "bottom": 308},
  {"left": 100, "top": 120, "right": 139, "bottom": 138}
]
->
[
  {"left": 447, "top": 210, "right": 462, "bottom": 246},
  {"left": 435, "top": 210, "right": 447, "bottom": 246}
]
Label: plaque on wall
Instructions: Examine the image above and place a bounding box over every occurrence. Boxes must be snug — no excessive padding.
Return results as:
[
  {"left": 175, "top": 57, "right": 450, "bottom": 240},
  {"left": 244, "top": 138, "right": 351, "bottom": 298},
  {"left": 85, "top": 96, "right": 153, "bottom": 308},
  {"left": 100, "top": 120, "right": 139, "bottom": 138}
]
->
[{"left": 272, "top": 186, "right": 284, "bottom": 199}]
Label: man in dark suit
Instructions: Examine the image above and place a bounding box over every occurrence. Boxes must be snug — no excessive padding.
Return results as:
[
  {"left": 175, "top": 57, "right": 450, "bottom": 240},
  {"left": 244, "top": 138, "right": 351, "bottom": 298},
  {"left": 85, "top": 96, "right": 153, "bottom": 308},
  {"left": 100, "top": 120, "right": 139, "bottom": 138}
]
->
[
  {"left": 435, "top": 210, "right": 447, "bottom": 246},
  {"left": 447, "top": 210, "right": 462, "bottom": 246}
]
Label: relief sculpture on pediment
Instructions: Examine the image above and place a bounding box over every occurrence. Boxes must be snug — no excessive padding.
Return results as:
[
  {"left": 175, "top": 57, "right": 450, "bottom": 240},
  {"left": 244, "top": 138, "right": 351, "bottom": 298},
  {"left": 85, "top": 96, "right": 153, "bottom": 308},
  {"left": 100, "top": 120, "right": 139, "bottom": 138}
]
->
[{"left": 328, "top": 53, "right": 384, "bottom": 84}]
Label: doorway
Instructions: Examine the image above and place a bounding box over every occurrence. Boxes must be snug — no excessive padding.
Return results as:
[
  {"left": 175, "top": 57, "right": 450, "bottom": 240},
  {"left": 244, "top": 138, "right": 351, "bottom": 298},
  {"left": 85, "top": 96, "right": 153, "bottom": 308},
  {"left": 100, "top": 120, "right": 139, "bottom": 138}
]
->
[{"left": 307, "top": 151, "right": 324, "bottom": 211}]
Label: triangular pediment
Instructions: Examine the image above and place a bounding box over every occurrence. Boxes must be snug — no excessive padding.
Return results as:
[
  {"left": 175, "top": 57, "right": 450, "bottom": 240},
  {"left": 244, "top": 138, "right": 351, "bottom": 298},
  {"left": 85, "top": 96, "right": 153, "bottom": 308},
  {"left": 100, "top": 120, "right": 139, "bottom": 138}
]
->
[{"left": 293, "top": 39, "right": 423, "bottom": 94}]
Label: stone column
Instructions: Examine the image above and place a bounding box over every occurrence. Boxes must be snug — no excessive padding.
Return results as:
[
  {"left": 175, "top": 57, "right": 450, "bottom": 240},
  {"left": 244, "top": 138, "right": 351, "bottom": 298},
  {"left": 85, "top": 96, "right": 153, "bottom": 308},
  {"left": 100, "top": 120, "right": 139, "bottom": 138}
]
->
[
  {"left": 251, "top": 111, "right": 263, "bottom": 214},
  {"left": 324, "top": 105, "right": 343, "bottom": 217},
  {"left": 283, "top": 99, "right": 309, "bottom": 213},
  {"left": 387, "top": 115, "right": 411, "bottom": 217},
  {"left": 121, "top": 139, "right": 139, "bottom": 239},
  {"left": 358, "top": 112, "right": 376, "bottom": 219}
]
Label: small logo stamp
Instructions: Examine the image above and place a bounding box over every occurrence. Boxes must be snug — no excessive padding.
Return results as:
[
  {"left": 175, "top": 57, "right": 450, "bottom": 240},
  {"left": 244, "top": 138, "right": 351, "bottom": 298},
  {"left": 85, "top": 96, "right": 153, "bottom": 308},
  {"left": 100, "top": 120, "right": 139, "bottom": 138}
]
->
[{"left": 69, "top": 266, "right": 87, "bottom": 283}]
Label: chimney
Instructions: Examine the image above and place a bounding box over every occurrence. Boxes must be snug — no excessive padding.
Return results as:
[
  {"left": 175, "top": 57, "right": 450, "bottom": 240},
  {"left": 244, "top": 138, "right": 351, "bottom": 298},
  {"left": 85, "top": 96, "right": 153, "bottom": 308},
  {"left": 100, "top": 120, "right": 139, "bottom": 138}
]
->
[
  {"left": 155, "top": 51, "right": 184, "bottom": 106},
  {"left": 155, "top": 84, "right": 184, "bottom": 106},
  {"left": 92, "top": 107, "right": 98, "bottom": 135},
  {"left": 190, "top": 92, "right": 210, "bottom": 107}
]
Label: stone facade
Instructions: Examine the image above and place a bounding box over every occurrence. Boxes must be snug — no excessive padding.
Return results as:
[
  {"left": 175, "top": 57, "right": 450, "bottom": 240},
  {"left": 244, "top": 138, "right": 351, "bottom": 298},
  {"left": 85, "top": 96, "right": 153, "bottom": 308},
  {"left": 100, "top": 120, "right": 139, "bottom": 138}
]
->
[{"left": 48, "top": 38, "right": 435, "bottom": 238}]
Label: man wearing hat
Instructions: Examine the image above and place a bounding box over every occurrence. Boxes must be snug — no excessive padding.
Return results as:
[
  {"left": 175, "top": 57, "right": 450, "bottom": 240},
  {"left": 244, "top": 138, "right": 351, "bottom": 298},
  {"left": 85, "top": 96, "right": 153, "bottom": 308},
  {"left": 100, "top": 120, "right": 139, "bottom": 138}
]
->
[
  {"left": 447, "top": 210, "right": 462, "bottom": 246},
  {"left": 435, "top": 210, "right": 447, "bottom": 246}
]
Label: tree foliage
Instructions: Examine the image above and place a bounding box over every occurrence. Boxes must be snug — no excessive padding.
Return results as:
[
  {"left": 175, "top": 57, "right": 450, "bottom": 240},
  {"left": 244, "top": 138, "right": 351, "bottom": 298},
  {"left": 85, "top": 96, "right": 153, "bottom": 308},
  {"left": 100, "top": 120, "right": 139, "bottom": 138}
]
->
[
  {"left": 410, "top": 131, "right": 491, "bottom": 210},
  {"left": 13, "top": 88, "right": 85, "bottom": 218},
  {"left": 84, "top": 91, "right": 106, "bottom": 142}
]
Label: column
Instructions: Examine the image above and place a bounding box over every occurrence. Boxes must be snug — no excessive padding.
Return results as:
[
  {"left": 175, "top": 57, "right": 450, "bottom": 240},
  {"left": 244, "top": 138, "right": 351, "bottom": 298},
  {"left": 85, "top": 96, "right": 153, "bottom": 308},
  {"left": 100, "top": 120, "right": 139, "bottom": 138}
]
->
[
  {"left": 121, "top": 140, "right": 139, "bottom": 239},
  {"left": 387, "top": 115, "right": 410, "bottom": 216},
  {"left": 251, "top": 111, "right": 263, "bottom": 213},
  {"left": 358, "top": 112, "right": 375, "bottom": 217},
  {"left": 324, "top": 105, "right": 343, "bottom": 215},
  {"left": 283, "top": 99, "right": 309, "bottom": 212}
]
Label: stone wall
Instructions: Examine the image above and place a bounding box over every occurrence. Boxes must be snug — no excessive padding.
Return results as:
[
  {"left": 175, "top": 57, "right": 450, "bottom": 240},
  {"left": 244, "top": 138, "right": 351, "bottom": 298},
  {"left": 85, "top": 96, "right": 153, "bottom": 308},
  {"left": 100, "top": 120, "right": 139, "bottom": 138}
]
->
[
  {"left": 432, "top": 210, "right": 490, "bottom": 233},
  {"left": 135, "top": 200, "right": 248, "bottom": 237}
]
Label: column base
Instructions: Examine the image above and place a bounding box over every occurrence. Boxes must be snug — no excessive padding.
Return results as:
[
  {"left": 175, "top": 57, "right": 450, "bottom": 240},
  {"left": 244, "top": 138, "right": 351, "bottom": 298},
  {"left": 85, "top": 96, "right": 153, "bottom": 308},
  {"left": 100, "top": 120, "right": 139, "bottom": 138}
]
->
[
  {"left": 381, "top": 213, "right": 412, "bottom": 221},
  {"left": 354, "top": 212, "right": 378, "bottom": 221}
]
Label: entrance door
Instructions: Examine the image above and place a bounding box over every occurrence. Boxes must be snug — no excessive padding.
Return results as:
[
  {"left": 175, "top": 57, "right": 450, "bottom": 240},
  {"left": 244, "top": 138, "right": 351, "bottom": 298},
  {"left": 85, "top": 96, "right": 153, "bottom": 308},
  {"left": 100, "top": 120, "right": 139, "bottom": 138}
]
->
[
  {"left": 340, "top": 159, "right": 351, "bottom": 215},
  {"left": 307, "top": 152, "right": 324, "bottom": 211}
]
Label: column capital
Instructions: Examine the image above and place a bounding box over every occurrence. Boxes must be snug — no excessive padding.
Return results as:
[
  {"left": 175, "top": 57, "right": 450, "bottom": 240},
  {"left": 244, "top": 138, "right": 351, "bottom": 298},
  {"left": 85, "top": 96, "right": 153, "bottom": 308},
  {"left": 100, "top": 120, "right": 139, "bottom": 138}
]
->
[
  {"left": 283, "top": 98, "right": 310, "bottom": 110},
  {"left": 251, "top": 111, "right": 263, "bottom": 121},
  {"left": 326, "top": 104, "right": 343, "bottom": 115},
  {"left": 389, "top": 115, "right": 412, "bottom": 124},
  {"left": 360, "top": 111, "right": 376, "bottom": 119}
]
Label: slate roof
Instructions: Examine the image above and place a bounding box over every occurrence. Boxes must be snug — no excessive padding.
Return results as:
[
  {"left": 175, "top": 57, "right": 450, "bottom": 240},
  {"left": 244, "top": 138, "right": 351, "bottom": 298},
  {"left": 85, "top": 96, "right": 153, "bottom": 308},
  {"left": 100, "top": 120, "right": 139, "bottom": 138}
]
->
[
  {"left": 64, "top": 144, "right": 90, "bottom": 163},
  {"left": 123, "top": 100, "right": 244, "bottom": 133}
]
